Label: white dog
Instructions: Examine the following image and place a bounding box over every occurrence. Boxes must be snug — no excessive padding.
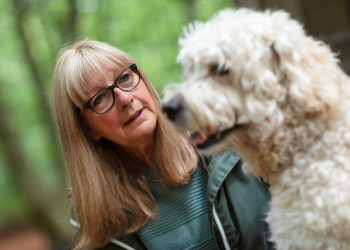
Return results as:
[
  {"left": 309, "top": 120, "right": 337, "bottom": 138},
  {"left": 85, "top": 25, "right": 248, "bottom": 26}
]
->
[{"left": 162, "top": 8, "right": 350, "bottom": 250}]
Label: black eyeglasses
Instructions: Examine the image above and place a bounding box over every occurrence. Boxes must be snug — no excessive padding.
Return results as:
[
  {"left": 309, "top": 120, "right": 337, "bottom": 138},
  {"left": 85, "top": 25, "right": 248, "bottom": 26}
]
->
[{"left": 84, "top": 63, "right": 141, "bottom": 114}]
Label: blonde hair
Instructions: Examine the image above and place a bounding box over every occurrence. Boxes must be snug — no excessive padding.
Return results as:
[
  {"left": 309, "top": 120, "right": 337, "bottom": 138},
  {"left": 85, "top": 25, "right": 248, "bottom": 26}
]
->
[{"left": 52, "top": 39, "right": 198, "bottom": 250}]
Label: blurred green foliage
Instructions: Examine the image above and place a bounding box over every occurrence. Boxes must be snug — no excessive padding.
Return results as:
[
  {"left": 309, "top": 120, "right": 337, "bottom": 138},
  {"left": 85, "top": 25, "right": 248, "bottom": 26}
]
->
[{"left": 0, "top": 0, "right": 233, "bottom": 239}]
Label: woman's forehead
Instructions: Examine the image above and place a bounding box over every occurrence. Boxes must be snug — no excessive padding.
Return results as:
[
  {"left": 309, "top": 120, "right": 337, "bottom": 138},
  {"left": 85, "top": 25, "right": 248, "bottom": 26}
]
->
[
  {"left": 65, "top": 46, "right": 134, "bottom": 108},
  {"left": 83, "top": 64, "right": 129, "bottom": 94}
]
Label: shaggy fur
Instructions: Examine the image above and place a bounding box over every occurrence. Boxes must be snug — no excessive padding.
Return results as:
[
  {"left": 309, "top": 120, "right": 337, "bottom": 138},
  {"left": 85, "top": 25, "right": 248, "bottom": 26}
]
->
[{"left": 162, "top": 8, "right": 350, "bottom": 250}]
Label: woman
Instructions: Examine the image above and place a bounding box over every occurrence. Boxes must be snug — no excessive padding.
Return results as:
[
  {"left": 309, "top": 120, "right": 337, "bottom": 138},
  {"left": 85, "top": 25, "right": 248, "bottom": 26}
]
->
[{"left": 52, "top": 39, "right": 274, "bottom": 250}]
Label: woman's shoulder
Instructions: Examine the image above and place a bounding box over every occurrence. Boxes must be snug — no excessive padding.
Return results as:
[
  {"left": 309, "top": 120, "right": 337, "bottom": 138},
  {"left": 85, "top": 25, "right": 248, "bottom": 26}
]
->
[
  {"left": 205, "top": 148, "right": 269, "bottom": 197},
  {"left": 96, "top": 234, "right": 146, "bottom": 250},
  {"left": 70, "top": 208, "right": 146, "bottom": 250},
  {"left": 205, "top": 149, "right": 240, "bottom": 174}
]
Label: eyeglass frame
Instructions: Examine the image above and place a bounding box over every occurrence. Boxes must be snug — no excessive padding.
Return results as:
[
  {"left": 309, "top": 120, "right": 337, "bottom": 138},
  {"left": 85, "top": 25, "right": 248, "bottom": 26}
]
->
[{"left": 83, "top": 63, "right": 141, "bottom": 115}]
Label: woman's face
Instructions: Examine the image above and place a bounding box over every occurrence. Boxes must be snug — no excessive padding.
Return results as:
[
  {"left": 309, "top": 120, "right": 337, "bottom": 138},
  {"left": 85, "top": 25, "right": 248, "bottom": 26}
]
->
[{"left": 82, "top": 64, "right": 157, "bottom": 151}]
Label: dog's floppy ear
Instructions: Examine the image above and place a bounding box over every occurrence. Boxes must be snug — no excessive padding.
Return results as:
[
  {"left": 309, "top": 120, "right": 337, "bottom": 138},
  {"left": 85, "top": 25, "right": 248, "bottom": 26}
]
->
[{"left": 271, "top": 36, "right": 341, "bottom": 118}]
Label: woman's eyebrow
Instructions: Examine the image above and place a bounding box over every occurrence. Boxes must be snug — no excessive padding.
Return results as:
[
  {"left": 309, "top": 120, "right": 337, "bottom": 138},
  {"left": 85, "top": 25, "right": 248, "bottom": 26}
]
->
[
  {"left": 89, "top": 85, "right": 105, "bottom": 94},
  {"left": 86, "top": 66, "right": 126, "bottom": 97},
  {"left": 86, "top": 81, "right": 109, "bottom": 96},
  {"left": 89, "top": 72, "right": 118, "bottom": 95},
  {"left": 114, "top": 68, "right": 123, "bottom": 79}
]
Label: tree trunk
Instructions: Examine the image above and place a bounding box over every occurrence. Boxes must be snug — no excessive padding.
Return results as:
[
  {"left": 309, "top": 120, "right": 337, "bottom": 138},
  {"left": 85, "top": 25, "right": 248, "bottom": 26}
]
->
[
  {"left": 234, "top": 0, "right": 262, "bottom": 9},
  {"left": 12, "top": 0, "right": 64, "bottom": 179},
  {"left": 184, "top": 0, "right": 196, "bottom": 21},
  {"left": 0, "top": 82, "right": 61, "bottom": 239},
  {"left": 68, "top": 0, "right": 78, "bottom": 40}
]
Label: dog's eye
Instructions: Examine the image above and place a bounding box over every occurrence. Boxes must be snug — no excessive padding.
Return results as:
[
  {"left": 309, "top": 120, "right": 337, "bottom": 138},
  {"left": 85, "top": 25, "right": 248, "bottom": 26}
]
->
[
  {"left": 218, "top": 68, "right": 230, "bottom": 75},
  {"left": 210, "top": 65, "right": 230, "bottom": 76}
]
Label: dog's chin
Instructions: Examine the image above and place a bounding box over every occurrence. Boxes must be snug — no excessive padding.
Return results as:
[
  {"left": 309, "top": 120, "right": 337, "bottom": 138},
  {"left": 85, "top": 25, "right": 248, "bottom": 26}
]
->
[
  {"left": 190, "top": 124, "right": 244, "bottom": 155},
  {"left": 196, "top": 142, "right": 232, "bottom": 155}
]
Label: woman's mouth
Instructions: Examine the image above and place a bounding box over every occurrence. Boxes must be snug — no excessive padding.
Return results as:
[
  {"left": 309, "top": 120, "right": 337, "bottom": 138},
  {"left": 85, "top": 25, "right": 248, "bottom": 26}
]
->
[{"left": 125, "top": 109, "right": 144, "bottom": 125}]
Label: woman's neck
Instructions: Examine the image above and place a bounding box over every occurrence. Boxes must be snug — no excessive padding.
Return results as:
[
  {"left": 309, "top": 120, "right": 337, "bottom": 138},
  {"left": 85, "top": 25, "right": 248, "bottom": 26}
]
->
[
  {"left": 123, "top": 139, "right": 155, "bottom": 168},
  {"left": 133, "top": 148, "right": 154, "bottom": 168}
]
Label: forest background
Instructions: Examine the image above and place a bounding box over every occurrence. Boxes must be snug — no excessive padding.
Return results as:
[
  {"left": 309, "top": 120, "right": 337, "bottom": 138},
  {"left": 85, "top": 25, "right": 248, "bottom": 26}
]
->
[
  {"left": 1, "top": 0, "right": 350, "bottom": 249},
  {"left": 0, "top": 0, "right": 235, "bottom": 248}
]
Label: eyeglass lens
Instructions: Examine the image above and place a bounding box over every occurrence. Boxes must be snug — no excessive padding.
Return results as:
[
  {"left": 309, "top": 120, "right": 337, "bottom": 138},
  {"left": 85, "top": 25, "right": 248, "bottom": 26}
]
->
[{"left": 90, "top": 67, "right": 140, "bottom": 114}]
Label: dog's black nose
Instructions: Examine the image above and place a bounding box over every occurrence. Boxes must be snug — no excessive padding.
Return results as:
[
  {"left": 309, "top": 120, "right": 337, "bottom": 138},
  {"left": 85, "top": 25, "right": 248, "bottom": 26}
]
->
[{"left": 162, "top": 99, "right": 183, "bottom": 122}]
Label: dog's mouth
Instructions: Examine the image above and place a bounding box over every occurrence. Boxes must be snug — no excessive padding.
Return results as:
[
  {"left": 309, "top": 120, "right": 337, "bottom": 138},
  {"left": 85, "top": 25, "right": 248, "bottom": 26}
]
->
[{"left": 189, "top": 124, "right": 244, "bottom": 149}]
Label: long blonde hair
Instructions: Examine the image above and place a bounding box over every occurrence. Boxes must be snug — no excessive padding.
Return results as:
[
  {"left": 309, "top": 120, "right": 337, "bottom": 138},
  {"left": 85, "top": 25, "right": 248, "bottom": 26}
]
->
[{"left": 52, "top": 39, "right": 198, "bottom": 250}]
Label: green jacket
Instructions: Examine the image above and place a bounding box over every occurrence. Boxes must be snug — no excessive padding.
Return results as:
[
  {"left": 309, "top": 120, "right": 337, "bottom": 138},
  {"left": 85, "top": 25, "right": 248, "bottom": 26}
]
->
[{"left": 91, "top": 150, "right": 274, "bottom": 250}]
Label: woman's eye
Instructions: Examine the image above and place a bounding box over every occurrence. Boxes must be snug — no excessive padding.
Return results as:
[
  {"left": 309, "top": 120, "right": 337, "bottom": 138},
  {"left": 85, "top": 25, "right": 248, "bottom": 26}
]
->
[
  {"left": 93, "top": 93, "right": 106, "bottom": 106},
  {"left": 119, "top": 73, "right": 130, "bottom": 83}
]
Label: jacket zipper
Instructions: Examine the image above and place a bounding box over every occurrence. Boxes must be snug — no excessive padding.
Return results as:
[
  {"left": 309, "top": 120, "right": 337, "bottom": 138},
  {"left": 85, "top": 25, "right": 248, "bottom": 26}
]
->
[
  {"left": 110, "top": 238, "right": 136, "bottom": 250},
  {"left": 213, "top": 205, "right": 231, "bottom": 250}
]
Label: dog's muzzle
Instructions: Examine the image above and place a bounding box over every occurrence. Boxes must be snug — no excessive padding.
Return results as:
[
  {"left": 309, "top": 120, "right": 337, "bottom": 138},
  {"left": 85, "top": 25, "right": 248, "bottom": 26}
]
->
[{"left": 162, "top": 96, "right": 184, "bottom": 123}]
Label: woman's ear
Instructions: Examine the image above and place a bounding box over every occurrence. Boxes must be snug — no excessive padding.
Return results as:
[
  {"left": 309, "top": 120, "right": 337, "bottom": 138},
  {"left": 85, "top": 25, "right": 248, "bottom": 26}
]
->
[
  {"left": 86, "top": 127, "right": 102, "bottom": 140},
  {"left": 80, "top": 111, "right": 102, "bottom": 140}
]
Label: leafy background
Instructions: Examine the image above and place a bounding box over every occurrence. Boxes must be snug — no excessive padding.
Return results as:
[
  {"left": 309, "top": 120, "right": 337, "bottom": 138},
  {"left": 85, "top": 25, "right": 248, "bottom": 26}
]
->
[
  {"left": 0, "top": 0, "right": 234, "bottom": 247},
  {"left": 1, "top": 0, "right": 350, "bottom": 249}
]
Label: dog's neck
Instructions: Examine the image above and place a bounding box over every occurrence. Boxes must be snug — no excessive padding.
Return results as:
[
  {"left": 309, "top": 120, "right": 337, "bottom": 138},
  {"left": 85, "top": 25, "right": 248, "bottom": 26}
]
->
[{"left": 233, "top": 99, "right": 350, "bottom": 185}]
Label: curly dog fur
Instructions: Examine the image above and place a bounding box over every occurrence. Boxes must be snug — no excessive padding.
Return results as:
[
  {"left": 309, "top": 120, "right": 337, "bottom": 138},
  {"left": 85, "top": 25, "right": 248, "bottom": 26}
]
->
[{"left": 162, "top": 8, "right": 350, "bottom": 250}]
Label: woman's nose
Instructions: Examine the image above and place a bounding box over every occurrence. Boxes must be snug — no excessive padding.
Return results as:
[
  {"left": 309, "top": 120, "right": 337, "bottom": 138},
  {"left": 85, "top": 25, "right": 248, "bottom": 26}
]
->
[{"left": 114, "top": 88, "right": 133, "bottom": 110}]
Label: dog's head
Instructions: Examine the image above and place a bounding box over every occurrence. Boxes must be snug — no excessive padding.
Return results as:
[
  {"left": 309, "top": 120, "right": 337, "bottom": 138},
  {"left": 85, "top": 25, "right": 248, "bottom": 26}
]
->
[{"left": 163, "top": 8, "right": 343, "bottom": 167}]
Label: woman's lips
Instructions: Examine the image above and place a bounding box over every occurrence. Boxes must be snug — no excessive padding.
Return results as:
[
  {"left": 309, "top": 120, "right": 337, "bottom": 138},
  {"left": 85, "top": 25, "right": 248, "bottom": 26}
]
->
[{"left": 125, "top": 109, "right": 144, "bottom": 125}]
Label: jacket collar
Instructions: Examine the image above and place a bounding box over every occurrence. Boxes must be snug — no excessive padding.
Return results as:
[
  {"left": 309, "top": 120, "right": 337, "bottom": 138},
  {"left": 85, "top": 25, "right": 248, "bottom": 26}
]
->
[{"left": 206, "top": 149, "right": 241, "bottom": 223}]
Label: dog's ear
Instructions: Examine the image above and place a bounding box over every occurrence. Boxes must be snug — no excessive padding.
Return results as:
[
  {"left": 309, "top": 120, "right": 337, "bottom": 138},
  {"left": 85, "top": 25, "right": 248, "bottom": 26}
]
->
[{"left": 271, "top": 37, "right": 342, "bottom": 118}]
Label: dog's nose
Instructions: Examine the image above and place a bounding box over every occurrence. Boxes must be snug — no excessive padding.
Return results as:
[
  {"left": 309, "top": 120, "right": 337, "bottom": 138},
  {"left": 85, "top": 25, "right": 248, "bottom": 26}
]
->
[{"left": 162, "top": 99, "right": 183, "bottom": 122}]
